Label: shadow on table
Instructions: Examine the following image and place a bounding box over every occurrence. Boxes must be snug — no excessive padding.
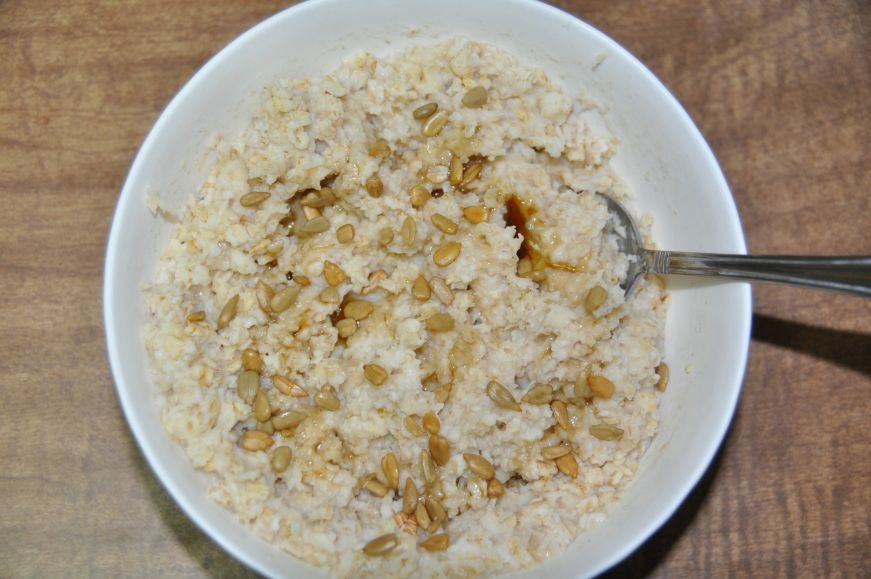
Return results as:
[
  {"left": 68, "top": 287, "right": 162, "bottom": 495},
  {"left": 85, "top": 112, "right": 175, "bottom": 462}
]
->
[
  {"left": 129, "top": 437, "right": 261, "bottom": 578},
  {"left": 603, "top": 313, "right": 871, "bottom": 577},
  {"left": 750, "top": 314, "right": 871, "bottom": 376},
  {"left": 599, "top": 425, "right": 730, "bottom": 578}
]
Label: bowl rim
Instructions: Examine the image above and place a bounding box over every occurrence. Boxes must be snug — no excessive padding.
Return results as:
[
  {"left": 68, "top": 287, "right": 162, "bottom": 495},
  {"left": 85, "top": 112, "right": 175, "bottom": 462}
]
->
[{"left": 103, "top": 0, "right": 752, "bottom": 576}]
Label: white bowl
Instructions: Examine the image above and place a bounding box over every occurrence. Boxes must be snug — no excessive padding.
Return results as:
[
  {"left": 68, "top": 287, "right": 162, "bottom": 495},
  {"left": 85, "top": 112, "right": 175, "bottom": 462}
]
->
[{"left": 104, "top": 0, "right": 752, "bottom": 576}]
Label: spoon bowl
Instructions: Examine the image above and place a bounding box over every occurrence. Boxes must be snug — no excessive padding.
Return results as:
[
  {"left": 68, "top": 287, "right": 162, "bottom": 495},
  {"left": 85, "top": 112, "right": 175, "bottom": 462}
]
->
[{"left": 599, "top": 193, "right": 871, "bottom": 297}]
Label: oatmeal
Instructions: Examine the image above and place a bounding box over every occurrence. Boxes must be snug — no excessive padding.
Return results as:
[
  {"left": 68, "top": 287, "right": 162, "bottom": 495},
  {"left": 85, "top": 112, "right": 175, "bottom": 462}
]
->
[{"left": 144, "top": 38, "right": 668, "bottom": 578}]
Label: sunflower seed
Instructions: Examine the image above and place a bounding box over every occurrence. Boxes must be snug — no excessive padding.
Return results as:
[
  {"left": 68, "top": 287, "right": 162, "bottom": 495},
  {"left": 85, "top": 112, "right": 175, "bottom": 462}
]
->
[
  {"left": 555, "top": 452, "right": 579, "bottom": 478},
  {"left": 364, "top": 477, "right": 389, "bottom": 498},
  {"left": 412, "top": 102, "right": 438, "bottom": 119},
  {"left": 425, "top": 312, "right": 454, "bottom": 332},
  {"left": 241, "top": 430, "right": 274, "bottom": 451},
  {"left": 422, "top": 110, "right": 449, "bottom": 137},
  {"left": 271, "top": 446, "right": 292, "bottom": 473},
  {"left": 186, "top": 310, "right": 205, "bottom": 322},
  {"left": 425, "top": 495, "right": 447, "bottom": 525},
  {"left": 301, "top": 187, "right": 336, "bottom": 208},
  {"left": 410, "top": 185, "right": 430, "bottom": 208},
  {"left": 319, "top": 286, "right": 340, "bottom": 304},
  {"left": 411, "top": 275, "right": 431, "bottom": 301},
  {"left": 378, "top": 227, "right": 394, "bottom": 246},
  {"left": 402, "top": 478, "right": 418, "bottom": 514},
  {"left": 541, "top": 445, "right": 572, "bottom": 459},
  {"left": 253, "top": 390, "right": 272, "bottom": 422},
  {"left": 336, "top": 318, "right": 357, "bottom": 338},
  {"left": 362, "top": 533, "right": 398, "bottom": 557},
  {"left": 462, "top": 205, "right": 487, "bottom": 224},
  {"left": 236, "top": 370, "right": 259, "bottom": 404},
  {"left": 270, "top": 285, "right": 300, "bottom": 313},
  {"left": 273, "top": 375, "right": 307, "bottom": 397},
  {"left": 551, "top": 400, "right": 570, "bottom": 430},
  {"left": 433, "top": 242, "right": 461, "bottom": 267},
  {"left": 431, "top": 213, "right": 459, "bottom": 234},
  {"left": 415, "top": 502, "right": 432, "bottom": 529},
  {"left": 299, "top": 192, "right": 321, "bottom": 208},
  {"left": 298, "top": 215, "right": 330, "bottom": 235},
  {"left": 574, "top": 377, "right": 593, "bottom": 400},
  {"left": 428, "top": 434, "right": 450, "bottom": 466},
  {"left": 401, "top": 216, "right": 416, "bottom": 246},
  {"left": 590, "top": 423, "right": 624, "bottom": 441},
  {"left": 449, "top": 154, "right": 463, "bottom": 186},
  {"left": 217, "top": 295, "right": 239, "bottom": 330},
  {"left": 365, "top": 175, "right": 384, "bottom": 198},
  {"left": 381, "top": 452, "right": 400, "bottom": 490},
  {"left": 363, "top": 363, "right": 388, "bottom": 386},
  {"left": 405, "top": 416, "right": 426, "bottom": 437},
  {"left": 419, "top": 533, "right": 449, "bottom": 552},
  {"left": 655, "top": 362, "right": 669, "bottom": 392},
  {"left": 426, "top": 165, "right": 449, "bottom": 184},
  {"left": 487, "top": 477, "right": 505, "bottom": 499},
  {"left": 336, "top": 223, "right": 355, "bottom": 244},
  {"left": 433, "top": 383, "right": 452, "bottom": 404},
  {"left": 420, "top": 450, "right": 437, "bottom": 486},
  {"left": 271, "top": 409, "right": 306, "bottom": 430},
  {"left": 461, "top": 86, "right": 488, "bottom": 108},
  {"left": 314, "top": 386, "right": 340, "bottom": 411},
  {"left": 323, "top": 260, "right": 346, "bottom": 286},
  {"left": 584, "top": 285, "right": 608, "bottom": 313},
  {"left": 429, "top": 277, "right": 453, "bottom": 305},
  {"left": 367, "top": 139, "right": 391, "bottom": 157},
  {"left": 421, "top": 411, "right": 440, "bottom": 434},
  {"left": 241, "top": 348, "right": 262, "bottom": 372},
  {"left": 486, "top": 381, "right": 521, "bottom": 412},
  {"left": 394, "top": 511, "right": 418, "bottom": 535},
  {"left": 521, "top": 383, "right": 553, "bottom": 405},
  {"left": 463, "top": 453, "right": 495, "bottom": 480},
  {"left": 459, "top": 161, "right": 483, "bottom": 189},
  {"left": 240, "top": 191, "right": 270, "bottom": 207},
  {"left": 362, "top": 269, "right": 388, "bottom": 296},
  {"left": 588, "top": 375, "right": 615, "bottom": 398},
  {"left": 344, "top": 300, "right": 374, "bottom": 320}
]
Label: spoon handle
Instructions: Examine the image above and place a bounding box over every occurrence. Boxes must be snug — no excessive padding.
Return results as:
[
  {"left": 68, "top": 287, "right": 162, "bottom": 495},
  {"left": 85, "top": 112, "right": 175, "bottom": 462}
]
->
[{"left": 645, "top": 251, "right": 871, "bottom": 297}]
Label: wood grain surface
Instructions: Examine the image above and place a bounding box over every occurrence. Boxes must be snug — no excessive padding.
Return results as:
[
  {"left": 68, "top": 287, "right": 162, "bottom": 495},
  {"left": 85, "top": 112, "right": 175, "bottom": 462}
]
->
[{"left": 1, "top": 0, "right": 868, "bottom": 577}]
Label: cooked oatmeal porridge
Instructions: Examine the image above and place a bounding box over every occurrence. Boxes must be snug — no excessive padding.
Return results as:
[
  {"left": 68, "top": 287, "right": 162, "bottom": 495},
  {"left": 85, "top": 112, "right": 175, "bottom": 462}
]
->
[{"left": 144, "top": 38, "right": 669, "bottom": 578}]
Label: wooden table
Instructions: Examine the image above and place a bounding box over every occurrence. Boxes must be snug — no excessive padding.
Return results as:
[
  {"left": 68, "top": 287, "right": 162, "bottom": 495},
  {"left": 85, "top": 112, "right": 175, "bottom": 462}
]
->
[{"left": 2, "top": 1, "right": 868, "bottom": 576}]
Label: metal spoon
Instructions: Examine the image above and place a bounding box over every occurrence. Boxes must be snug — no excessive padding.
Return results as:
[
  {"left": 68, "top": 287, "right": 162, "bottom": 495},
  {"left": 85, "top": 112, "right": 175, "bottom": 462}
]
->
[{"left": 598, "top": 193, "right": 871, "bottom": 297}]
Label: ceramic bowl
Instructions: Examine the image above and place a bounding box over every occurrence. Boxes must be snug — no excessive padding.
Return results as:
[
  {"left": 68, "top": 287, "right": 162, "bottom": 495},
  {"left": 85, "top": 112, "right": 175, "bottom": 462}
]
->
[{"left": 104, "top": 0, "right": 752, "bottom": 576}]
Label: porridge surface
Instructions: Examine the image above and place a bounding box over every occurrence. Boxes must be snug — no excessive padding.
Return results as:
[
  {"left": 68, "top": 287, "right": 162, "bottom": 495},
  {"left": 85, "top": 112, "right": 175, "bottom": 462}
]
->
[{"left": 144, "top": 38, "right": 668, "bottom": 578}]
